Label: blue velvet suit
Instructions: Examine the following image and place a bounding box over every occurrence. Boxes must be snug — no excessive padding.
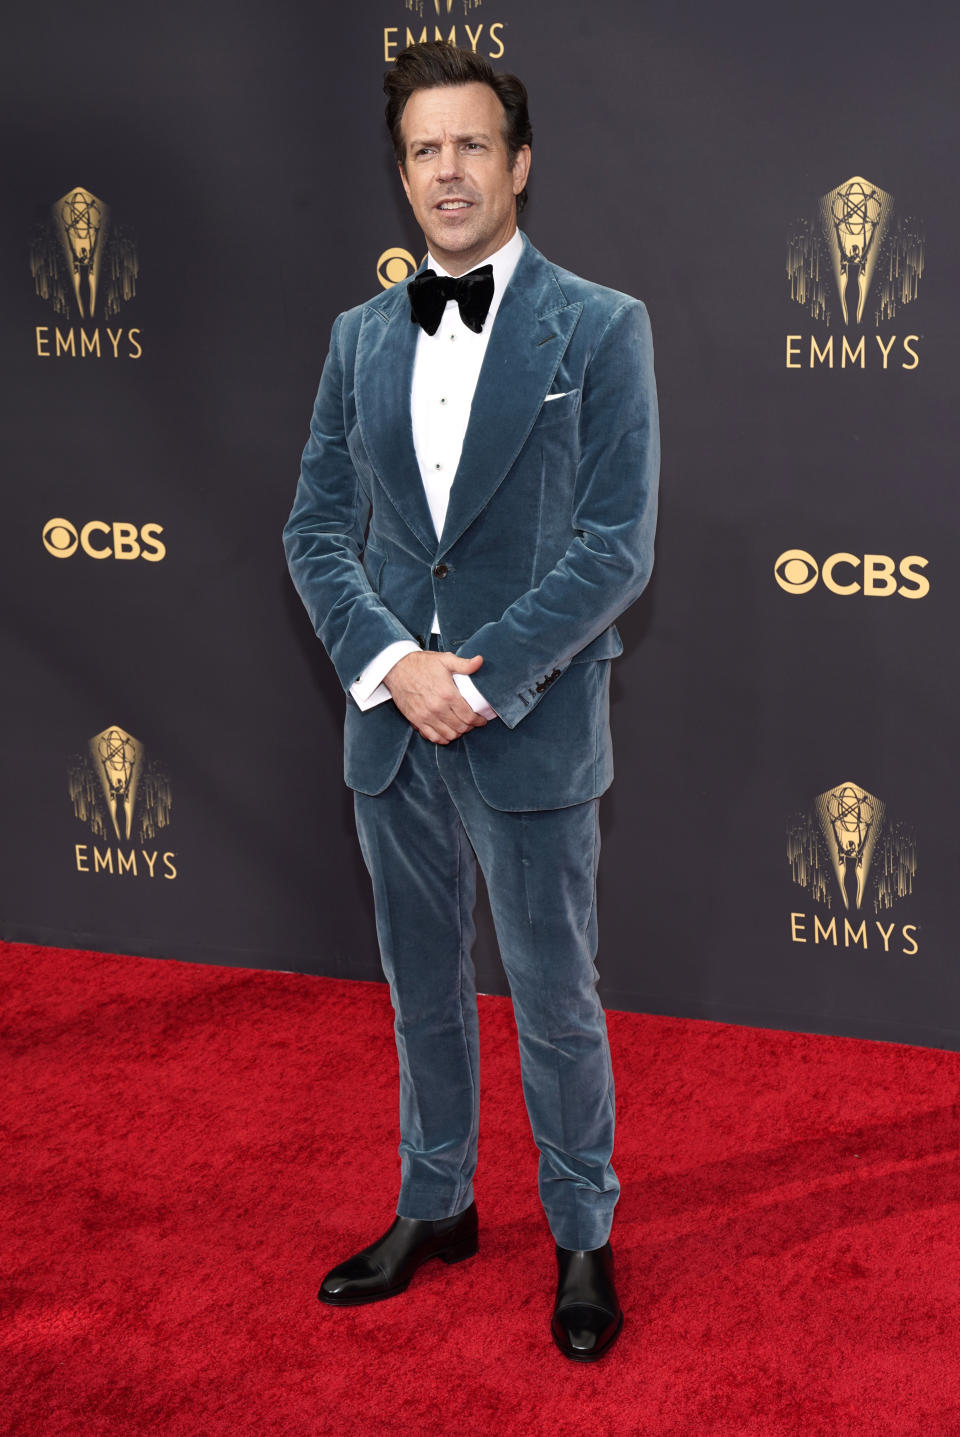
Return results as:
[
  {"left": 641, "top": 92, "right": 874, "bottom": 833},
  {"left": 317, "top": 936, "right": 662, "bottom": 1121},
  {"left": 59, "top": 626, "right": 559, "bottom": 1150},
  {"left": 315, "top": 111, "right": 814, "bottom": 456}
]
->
[{"left": 284, "top": 235, "right": 659, "bottom": 1249}]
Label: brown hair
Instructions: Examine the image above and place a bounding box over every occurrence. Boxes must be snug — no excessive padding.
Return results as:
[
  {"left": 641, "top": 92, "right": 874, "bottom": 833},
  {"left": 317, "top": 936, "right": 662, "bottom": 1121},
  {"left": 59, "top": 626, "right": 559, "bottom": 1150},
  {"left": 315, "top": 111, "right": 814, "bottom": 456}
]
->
[{"left": 384, "top": 41, "right": 532, "bottom": 214}]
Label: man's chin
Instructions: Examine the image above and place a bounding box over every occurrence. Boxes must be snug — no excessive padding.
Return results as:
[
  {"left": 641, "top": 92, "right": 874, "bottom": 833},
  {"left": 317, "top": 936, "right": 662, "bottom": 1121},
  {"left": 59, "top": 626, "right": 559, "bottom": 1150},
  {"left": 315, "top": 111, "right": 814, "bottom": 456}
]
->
[{"left": 427, "top": 227, "right": 478, "bottom": 255}]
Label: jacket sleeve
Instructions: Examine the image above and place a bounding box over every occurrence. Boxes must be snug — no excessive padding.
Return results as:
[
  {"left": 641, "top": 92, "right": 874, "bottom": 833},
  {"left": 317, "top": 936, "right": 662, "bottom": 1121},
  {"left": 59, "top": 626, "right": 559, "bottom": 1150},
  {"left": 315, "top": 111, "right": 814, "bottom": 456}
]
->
[
  {"left": 455, "top": 299, "right": 660, "bottom": 728},
  {"left": 282, "top": 314, "right": 417, "bottom": 693}
]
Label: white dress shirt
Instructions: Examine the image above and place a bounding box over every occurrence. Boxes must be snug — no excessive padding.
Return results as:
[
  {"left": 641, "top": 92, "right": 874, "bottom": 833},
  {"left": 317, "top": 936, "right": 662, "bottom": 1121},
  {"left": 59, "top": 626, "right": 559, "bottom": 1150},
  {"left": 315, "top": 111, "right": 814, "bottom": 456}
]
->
[{"left": 349, "top": 229, "right": 524, "bottom": 721}]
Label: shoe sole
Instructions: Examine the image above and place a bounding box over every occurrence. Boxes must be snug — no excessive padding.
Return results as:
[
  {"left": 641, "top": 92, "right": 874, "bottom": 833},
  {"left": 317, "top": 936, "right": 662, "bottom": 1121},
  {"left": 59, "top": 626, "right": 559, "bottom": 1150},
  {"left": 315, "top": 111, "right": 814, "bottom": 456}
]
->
[{"left": 317, "top": 1234, "right": 479, "bottom": 1307}]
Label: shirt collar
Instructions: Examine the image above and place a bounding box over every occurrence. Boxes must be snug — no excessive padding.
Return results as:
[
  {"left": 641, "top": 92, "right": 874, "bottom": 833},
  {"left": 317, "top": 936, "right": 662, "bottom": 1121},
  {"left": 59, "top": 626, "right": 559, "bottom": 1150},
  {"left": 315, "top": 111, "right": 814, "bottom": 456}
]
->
[{"left": 425, "top": 229, "right": 524, "bottom": 329}]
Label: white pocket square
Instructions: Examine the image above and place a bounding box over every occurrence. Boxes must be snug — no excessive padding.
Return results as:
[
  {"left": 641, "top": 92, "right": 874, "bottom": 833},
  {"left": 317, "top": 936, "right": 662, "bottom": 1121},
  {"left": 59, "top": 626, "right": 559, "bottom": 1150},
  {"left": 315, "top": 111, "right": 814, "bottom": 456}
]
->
[{"left": 544, "top": 390, "right": 574, "bottom": 402}]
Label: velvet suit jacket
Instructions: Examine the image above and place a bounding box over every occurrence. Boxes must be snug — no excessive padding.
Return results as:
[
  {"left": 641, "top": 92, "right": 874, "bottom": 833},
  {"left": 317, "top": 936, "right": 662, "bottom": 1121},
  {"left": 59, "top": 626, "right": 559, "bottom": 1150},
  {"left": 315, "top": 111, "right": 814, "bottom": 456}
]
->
[{"left": 283, "top": 234, "right": 659, "bottom": 812}]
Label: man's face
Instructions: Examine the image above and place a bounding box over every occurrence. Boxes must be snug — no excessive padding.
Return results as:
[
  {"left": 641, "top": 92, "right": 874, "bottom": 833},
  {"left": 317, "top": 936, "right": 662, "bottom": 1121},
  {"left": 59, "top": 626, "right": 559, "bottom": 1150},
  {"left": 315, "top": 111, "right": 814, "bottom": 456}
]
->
[{"left": 398, "top": 82, "right": 531, "bottom": 277}]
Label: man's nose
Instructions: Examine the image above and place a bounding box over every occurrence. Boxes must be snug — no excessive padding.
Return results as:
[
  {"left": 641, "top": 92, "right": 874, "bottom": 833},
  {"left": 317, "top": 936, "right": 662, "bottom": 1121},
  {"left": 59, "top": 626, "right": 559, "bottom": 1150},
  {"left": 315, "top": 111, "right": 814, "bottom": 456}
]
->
[{"left": 435, "top": 145, "right": 462, "bottom": 181}]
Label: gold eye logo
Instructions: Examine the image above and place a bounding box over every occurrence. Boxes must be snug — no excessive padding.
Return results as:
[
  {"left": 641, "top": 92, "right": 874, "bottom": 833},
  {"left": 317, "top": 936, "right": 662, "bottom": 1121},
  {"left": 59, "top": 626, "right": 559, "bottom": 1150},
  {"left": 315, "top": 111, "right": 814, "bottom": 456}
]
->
[
  {"left": 43, "top": 517, "right": 79, "bottom": 557},
  {"left": 377, "top": 247, "right": 418, "bottom": 289},
  {"left": 774, "top": 549, "right": 819, "bottom": 593}
]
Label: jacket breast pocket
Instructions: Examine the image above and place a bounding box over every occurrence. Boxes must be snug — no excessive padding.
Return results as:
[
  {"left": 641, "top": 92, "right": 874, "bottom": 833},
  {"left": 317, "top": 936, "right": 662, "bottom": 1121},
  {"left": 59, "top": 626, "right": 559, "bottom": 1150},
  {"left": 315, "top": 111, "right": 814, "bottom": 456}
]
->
[{"left": 535, "top": 388, "right": 581, "bottom": 426}]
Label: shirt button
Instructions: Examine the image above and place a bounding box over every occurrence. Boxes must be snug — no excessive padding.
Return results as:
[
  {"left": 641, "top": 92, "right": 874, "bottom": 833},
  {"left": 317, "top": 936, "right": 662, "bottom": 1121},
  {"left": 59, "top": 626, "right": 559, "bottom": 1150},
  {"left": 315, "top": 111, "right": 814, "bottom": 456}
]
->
[
  {"left": 434, "top": 462, "right": 442, "bottom": 470},
  {"left": 440, "top": 397, "right": 447, "bottom": 405},
  {"left": 433, "top": 563, "right": 449, "bottom": 579}
]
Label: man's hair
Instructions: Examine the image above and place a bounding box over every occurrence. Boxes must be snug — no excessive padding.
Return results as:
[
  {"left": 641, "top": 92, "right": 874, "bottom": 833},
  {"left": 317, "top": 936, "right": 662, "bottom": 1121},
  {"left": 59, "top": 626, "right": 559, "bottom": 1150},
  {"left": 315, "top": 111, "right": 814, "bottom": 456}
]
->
[{"left": 384, "top": 41, "right": 532, "bottom": 214}]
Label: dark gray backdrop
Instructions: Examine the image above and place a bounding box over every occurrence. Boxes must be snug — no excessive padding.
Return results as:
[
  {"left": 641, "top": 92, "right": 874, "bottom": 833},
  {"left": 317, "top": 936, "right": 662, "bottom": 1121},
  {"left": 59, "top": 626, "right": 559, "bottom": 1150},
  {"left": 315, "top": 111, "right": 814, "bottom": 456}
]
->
[{"left": 2, "top": 0, "right": 957, "bottom": 1048}]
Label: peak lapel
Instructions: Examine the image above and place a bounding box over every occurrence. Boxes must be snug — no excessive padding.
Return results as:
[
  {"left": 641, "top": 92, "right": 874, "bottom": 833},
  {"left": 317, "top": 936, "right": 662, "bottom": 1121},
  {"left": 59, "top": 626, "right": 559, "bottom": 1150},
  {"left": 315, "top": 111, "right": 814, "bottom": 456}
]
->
[
  {"left": 355, "top": 284, "right": 436, "bottom": 555},
  {"left": 438, "top": 242, "right": 583, "bottom": 556}
]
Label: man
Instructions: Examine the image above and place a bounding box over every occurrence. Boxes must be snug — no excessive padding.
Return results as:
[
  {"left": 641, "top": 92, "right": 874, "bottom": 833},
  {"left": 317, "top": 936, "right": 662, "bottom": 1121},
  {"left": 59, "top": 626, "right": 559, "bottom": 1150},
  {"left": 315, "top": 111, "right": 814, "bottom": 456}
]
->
[{"left": 283, "top": 41, "right": 658, "bottom": 1362}]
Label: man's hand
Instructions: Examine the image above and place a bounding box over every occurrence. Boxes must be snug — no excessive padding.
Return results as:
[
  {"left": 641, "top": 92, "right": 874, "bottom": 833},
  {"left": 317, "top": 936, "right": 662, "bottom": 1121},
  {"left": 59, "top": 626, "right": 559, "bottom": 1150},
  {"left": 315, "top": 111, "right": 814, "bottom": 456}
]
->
[{"left": 384, "top": 650, "right": 487, "bottom": 745}]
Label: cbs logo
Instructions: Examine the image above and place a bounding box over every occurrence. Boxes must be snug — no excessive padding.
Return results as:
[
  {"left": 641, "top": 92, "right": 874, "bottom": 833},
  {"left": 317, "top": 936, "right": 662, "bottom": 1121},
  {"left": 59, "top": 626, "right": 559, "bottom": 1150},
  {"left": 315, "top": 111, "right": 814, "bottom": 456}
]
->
[
  {"left": 43, "top": 518, "right": 166, "bottom": 562},
  {"left": 774, "top": 550, "right": 929, "bottom": 598},
  {"left": 376, "top": 247, "right": 422, "bottom": 288}
]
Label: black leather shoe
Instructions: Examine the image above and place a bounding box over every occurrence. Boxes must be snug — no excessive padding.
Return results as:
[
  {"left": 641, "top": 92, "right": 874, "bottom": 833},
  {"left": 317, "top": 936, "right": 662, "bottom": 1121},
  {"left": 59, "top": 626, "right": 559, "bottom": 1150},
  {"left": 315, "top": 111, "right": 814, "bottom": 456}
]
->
[
  {"left": 550, "top": 1241, "right": 623, "bottom": 1361},
  {"left": 318, "top": 1202, "right": 478, "bottom": 1306}
]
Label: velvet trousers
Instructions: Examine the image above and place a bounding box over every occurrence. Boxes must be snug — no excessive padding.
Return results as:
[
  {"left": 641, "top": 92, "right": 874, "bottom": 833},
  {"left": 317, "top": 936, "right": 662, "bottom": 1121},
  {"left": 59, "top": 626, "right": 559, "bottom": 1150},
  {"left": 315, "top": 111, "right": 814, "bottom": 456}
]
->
[{"left": 353, "top": 730, "right": 619, "bottom": 1252}]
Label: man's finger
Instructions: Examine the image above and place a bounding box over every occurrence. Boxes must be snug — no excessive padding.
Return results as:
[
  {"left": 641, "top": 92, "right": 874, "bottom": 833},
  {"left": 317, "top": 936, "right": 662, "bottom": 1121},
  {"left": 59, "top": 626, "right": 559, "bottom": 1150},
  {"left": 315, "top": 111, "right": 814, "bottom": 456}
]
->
[
  {"left": 420, "top": 723, "right": 454, "bottom": 745},
  {"left": 432, "top": 694, "right": 483, "bottom": 730},
  {"left": 438, "top": 706, "right": 479, "bottom": 736},
  {"left": 442, "top": 652, "right": 484, "bottom": 674},
  {"left": 419, "top": 704, "right": 486, "bottom": 742}
]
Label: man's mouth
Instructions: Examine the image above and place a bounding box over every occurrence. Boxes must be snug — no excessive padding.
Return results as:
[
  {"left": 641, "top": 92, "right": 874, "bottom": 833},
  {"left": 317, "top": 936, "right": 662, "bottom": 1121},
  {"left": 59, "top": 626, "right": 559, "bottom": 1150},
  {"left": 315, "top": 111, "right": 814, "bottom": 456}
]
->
[{"left": 436, "top": 200, "right": 472, "bottom": 211}]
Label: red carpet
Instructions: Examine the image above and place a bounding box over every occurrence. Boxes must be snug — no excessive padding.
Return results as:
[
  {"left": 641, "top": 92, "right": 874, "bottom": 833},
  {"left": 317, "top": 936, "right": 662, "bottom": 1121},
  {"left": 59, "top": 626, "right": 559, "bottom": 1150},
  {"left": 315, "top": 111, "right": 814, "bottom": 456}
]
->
[{"left": 2, "top": 941, "right": 960, "bottom": 1435}]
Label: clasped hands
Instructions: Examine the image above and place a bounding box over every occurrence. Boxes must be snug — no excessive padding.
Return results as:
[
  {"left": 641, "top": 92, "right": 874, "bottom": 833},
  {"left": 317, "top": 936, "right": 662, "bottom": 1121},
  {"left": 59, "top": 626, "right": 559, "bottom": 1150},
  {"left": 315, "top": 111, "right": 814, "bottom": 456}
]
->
[{"left": 384, "top": 650, "right": 487, "bottom": 745}]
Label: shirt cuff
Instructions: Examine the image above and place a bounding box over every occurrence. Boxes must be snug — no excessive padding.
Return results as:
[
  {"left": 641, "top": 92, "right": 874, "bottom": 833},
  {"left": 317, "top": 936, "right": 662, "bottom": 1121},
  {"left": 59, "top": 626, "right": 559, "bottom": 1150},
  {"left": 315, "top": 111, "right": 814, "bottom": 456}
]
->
[
  {"left": 350, "top": 640, "right": 420, "bottom": 711},
  {"left": 453, "top": 672, "right": 497, "bottom": 720}
]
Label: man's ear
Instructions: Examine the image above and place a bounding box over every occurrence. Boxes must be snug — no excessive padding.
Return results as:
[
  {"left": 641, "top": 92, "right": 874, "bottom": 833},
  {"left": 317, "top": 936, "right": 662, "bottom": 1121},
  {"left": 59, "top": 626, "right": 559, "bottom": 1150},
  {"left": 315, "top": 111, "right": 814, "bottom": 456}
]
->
[{"left": 511, "top": 144, "right": 531, "bottom": 197}]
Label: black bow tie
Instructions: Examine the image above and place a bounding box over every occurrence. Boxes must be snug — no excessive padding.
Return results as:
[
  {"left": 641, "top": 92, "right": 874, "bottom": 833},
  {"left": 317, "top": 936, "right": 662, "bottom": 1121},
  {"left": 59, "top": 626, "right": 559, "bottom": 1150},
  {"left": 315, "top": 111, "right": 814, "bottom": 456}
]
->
[{"left": 408, "top": 264, "right": 494, "bottom": 336}]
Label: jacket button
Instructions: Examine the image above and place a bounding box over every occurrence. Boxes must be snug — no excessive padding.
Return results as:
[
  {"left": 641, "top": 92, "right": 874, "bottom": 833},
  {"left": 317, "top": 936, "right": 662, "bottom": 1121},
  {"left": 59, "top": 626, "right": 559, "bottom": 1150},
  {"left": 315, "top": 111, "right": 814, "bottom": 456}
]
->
[{"left": 433, "top": 563, "right": 449, "bottom": 579}]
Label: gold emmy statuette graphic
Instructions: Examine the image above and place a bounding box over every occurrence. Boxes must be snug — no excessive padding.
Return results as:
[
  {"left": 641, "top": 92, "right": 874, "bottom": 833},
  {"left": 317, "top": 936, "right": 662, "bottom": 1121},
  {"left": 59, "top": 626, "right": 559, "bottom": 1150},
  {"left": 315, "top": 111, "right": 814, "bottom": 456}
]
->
[
  {"left": 786, "top": 176, "right": 924, "bottom": 328},
  {"left": 68, "top": 724, "right": 173, "bottom": 848},
  {"left": 30, "top": 186, "right": 138, "bottom": 319},
  {"left": 91, "top": 725, "right": 142, "bottom": 842},
  {"left": 56, "top": 187, "right": 106, "bottom": 319},
  {"left": 820, "top": 178, "right": 891, "bottom": 327},
  {"left": 787, "top": 781, "right": 917, "bottom": 916},
  {"left": 815, "top": 781, "right": 884, "bottom": 912}
]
